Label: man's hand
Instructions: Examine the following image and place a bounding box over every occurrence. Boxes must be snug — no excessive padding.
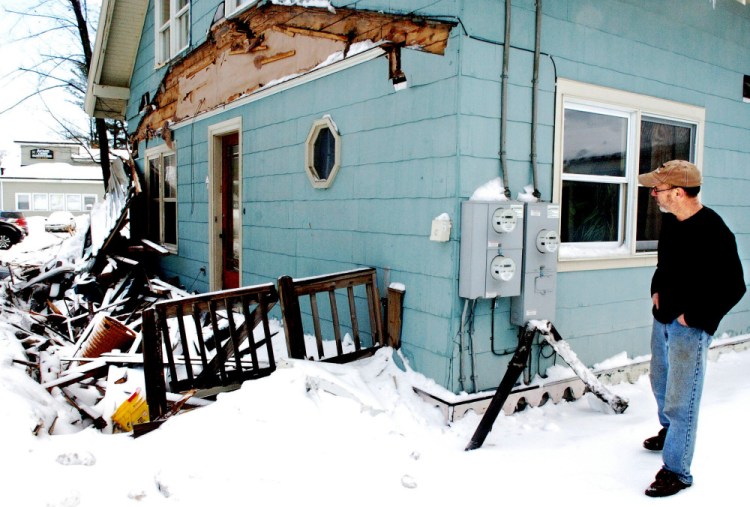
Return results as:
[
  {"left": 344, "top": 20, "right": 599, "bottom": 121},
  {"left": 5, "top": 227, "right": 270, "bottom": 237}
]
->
[{"left": 652, "top": 293, "right": 659, "bottom": 310}]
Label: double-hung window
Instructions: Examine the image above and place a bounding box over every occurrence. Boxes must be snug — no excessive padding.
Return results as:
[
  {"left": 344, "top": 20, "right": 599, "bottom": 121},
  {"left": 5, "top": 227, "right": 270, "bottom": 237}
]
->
[
  {"left": 225, "top": 0, "right": 252, "bottom": 16},
  {"left": 554, "top": 79, "right": 704, "bottom": 271},
  {"left": 146, "top": 146, "right": 178, "bottom": 251},
  {"left": 155, "top": 0, "right": 190, "bottom": 66}
]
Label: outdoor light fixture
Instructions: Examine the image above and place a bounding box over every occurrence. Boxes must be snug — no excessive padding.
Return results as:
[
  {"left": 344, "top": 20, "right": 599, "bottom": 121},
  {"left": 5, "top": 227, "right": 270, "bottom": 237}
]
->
[
  {"left": 388, "top": 45, "right": 408, "bottom": 91},
  {"left": 392, "top": 72, "right": 408, "bottom": 91}
]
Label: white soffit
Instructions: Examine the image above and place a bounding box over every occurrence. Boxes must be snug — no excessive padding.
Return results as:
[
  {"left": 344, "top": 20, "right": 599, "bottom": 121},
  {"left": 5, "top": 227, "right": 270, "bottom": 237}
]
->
[{"left": 85, "top": 0, "right": 148, "bottom": 119}]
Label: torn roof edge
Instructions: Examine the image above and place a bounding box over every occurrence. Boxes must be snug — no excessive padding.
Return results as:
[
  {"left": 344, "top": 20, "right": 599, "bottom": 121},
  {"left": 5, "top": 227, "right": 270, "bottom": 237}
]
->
[{"left": 168, "top": 42, "right": 388, "bottom": 133}]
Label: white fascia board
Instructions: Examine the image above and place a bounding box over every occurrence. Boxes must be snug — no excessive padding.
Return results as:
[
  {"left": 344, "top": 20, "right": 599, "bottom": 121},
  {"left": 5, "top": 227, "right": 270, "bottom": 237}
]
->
[
  {"left": 85, "top": 0, "right": 116, "bottom": 116},
  {"left": 93, "top": 84, "right": 131, "bottom": 100},
  {"left": 171, "top": 44, "right": 388, "bottom": 132}
]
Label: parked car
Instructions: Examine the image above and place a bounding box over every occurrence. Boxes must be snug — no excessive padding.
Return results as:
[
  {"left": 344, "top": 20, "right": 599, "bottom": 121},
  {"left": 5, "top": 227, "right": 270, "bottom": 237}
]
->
[
  {"left": 45, "top": 211, "right": 77, "bottom": 233},
  {"left": 0, "top": 210, "right": 28, "bottom": 235},
  {"left": 0, "top": 221, "right": 26, "bottom": 250}
]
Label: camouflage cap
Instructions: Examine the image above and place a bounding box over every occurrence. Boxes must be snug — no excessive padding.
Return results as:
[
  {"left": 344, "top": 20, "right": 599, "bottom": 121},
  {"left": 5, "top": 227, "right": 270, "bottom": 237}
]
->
[{"left": 638, "top": 160, "right": 702, "bottom": 188}]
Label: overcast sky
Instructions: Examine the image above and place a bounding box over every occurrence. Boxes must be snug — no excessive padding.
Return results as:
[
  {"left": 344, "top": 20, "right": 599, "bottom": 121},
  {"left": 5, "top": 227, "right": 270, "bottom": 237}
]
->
[{"left": 0, "top": 0, "right": 96, "bottom": 167}]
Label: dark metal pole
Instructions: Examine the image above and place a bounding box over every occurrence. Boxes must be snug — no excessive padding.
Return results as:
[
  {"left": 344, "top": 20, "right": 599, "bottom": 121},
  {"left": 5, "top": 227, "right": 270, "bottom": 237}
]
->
[{"left": 465, "top": 323, "right": 536, "bottom": 451}]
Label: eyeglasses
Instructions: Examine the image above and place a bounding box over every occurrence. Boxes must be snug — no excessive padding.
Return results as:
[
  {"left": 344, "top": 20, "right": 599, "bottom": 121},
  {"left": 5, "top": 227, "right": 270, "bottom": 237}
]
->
[{"left": 650, "top": 186, "right": 674, "bottom": 195}]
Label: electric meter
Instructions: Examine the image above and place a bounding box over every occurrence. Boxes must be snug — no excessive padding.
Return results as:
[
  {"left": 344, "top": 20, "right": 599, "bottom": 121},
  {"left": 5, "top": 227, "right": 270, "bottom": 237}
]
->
[
  {"left": 459, "top": 201, "right": 523, "bottom": 298},
  {"left": 511, "top": 202, "right": 561, "bottom": 326},
  {"left": 490, "top": 255, "right": 516, "bottom": 281},
  {"left": 536, "top": 230, "right": 559, "bottom": 253},
  {"left": 491, "top": 208, "right": 517, "bottom": 233}
]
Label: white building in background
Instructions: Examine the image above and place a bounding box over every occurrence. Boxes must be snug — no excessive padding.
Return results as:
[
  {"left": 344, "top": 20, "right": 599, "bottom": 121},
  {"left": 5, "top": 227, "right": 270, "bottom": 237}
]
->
[{"left": 0, "top": 141, "right": 106, "bottom": 217}]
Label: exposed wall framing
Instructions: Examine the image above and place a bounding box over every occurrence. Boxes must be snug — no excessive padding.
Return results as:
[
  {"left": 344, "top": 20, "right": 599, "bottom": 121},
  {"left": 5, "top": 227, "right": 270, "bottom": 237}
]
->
[{"left": 133, "top": 5, "right": 454, "bottom": 143}]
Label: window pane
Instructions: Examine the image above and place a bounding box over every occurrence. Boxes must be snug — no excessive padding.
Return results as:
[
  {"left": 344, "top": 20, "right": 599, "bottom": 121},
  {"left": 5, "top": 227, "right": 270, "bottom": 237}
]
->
[
  {"left": 164, "top": 202, "right": 177, "bottom": 245},
  {"left": 149, "top": 200, "right": 161, "bottom": 242},
  {"left": 149, "top": 158, "right": 161, "bottom": 196},
  {"left": 16, "top": 194, "right": 30, "bottom": 211},
  {"left": 177, "top": 11, "right": 189, "bottom": 50},
  {"left": 50, "top": 194, "right": 65, "bottom": 211},
  {"left": 83, "top": 195, "right": 97, "bottom": 210},
  {"left": 160, "top": 26, "right": 171, "bottom": 62},
  {"left": 66, "top": 194, "right": 82, "bottom": 211},
  {"left": 33, "top": 193, "right": 48, "bottom": 211},
  {"left": 313, "top": 127, "right": 336, "bottom": 179},
  {"left": 563, "top": 109, "right": 627, "bottom": 177},
  {"left": 159, "top": 0, "right": 171, "bottom": 26},
  {"left": 164, "top": 154, "right": 177, "bottom": 198},
  {"left": 636, "top": 119, "right": 695, "bottom": 251},
  {"left": 561, "top": 180, "right": 619, "bottom": 243}
]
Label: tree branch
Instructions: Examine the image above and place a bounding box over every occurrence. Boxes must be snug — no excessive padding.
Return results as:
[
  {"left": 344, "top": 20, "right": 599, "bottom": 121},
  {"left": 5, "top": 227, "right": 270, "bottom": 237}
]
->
[{"left": 0, "top": 84, "right": 70, "bottom": 116}]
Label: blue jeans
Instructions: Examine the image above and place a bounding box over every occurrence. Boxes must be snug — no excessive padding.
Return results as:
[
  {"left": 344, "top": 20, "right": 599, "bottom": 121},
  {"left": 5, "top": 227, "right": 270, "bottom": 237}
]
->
[{"left": 650, "top": 319, "right": 712, "bottom": 485}]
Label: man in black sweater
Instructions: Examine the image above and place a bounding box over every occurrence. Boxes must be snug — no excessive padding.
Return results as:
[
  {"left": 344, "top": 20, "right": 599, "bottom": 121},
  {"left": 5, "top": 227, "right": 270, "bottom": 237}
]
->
[{"left": 638, "top": 160, "right": 746, "bottom": 497}]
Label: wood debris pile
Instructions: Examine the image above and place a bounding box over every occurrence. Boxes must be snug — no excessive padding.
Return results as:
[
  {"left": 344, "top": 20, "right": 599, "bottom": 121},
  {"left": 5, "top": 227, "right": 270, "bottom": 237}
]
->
[{"left": 0, "top": 159, "right": 202, "bottom": 435}]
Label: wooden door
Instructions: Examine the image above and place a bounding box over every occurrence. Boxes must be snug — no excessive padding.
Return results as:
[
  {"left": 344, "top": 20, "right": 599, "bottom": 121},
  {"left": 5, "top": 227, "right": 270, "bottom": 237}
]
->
[{"left": 221, "top": 133, "right": 240, "bottom": 289}]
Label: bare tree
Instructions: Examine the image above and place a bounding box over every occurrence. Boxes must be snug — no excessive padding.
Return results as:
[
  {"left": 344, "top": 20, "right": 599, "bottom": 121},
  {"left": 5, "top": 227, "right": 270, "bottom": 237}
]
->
[{"left": 2, "top": 0, "right": 117, "bottom": 190}]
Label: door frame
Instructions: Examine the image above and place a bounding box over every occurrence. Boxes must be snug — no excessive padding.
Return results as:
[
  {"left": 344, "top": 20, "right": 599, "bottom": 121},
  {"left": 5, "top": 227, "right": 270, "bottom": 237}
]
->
[{"left": 207, "top": 117, "right": 243, "bottom": 291}]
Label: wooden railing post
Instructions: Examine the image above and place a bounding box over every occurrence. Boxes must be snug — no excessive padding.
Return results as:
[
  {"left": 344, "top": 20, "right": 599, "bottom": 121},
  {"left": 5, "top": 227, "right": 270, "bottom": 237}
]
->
[
  {"left": 141, "top": 308, "right": 168, "bottom": 420},
  {"left": 278, "top": 275, "right": 307, "bottom": 359},
  {"left": 386, "top": 286, "right": 405, "bottom": 349}
]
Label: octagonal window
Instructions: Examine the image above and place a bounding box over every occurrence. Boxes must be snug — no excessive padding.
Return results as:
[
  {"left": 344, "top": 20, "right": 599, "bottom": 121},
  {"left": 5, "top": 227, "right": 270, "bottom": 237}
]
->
[{"left": 305, "top": 116, "right": 341, "bottom": 189}]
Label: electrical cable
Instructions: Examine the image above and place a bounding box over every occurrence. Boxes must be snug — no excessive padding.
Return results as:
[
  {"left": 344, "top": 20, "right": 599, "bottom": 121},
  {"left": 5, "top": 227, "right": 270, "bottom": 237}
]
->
[
  {"left": 489, "top": 297, "right": 519, "bottom": 356},
  {"left": 428, "top": 15, "right": 559, "bottom": 82}
]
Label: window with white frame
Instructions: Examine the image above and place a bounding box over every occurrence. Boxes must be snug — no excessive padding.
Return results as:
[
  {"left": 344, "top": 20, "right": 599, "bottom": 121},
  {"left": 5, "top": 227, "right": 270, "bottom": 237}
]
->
[
  {"left": 66, "top": 194, "right": 82, "bottom": 211},
  {"left": 225, "top": 0, "right": 252, "bottom": 16},
  {"left": 50, "top": 193, "right": 65, "bottom": 211},
  {"left": 83, "top": 194, "right": 98, "bottom": 211},
  {"left": 155, "top": 0, "right": 190, "bottom": 65},
  {"left": 16, "top": 193, "right": 30, "bottom": 211},
  {"left": 554, "top": 79, "right": 704, "bottom": 270},
  {"left": 33, "top": 193, "right": 49, "bottom": 211},
  {"left": 146, "top": 147, "right": 178, "bottom": 250}
]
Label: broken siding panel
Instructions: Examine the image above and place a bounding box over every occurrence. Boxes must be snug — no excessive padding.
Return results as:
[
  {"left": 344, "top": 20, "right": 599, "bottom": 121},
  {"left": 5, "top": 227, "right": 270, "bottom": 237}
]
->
[{"left": 132, "top": 5, "right": 454, "bottom": 143}]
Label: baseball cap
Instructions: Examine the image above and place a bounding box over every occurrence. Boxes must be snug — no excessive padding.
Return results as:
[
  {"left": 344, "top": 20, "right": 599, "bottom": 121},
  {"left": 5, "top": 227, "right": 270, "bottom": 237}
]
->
[{"left": 638, "top": 160, "right": 702, "bottom": 188}]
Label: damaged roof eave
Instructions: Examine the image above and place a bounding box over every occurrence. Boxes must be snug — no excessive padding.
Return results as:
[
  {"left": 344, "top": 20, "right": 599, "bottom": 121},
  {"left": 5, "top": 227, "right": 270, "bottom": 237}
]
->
[
  {"left": 84, "top": 0, "right": 148, "bottom": 120},
  {"left": 170, "top": 43, "right": 389, "bottom": 133}
]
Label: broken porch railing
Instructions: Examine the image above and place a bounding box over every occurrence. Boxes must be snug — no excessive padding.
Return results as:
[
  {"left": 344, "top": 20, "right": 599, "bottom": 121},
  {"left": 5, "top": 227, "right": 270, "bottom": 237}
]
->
[
  {"left": 141, "top": 267, "right": 404, "bottom": 422},
  {"left": 277, "top": 267, "right": 388, "bottom": 364},
  {"left": 141, "top": 283, "right": 279, "bottom": 420}
]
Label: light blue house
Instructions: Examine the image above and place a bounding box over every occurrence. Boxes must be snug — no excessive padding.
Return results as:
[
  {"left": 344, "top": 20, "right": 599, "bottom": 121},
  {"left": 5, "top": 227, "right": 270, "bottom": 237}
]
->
[{"left": 86, "top": 0, "right": 749, "bottom": 394}]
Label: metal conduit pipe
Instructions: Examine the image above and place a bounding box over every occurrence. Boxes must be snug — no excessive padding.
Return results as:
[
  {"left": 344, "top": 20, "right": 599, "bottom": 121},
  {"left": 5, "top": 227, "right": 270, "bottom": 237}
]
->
[
  {"left": 468, "top": 299, "right": 478, "bottom": 392},
  {"left": 459, "top": 298, "right": 469, "bottom": 392},
  {"left": 530, "top": 0, "right": 542, "bottom": 199},
  {"left": 499, "top": 0, "right": 512, "bottom": 199}
]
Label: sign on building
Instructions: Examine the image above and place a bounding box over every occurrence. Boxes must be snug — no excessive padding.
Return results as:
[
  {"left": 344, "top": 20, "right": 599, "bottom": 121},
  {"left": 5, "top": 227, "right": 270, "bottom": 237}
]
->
[{"left": 30, "top": 148, "right": 54, "bottom": 159}]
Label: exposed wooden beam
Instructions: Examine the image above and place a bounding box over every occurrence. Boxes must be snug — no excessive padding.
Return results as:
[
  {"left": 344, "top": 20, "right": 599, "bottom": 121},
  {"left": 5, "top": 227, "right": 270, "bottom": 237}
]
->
[{"left": 93, "top": 84, "right": 131, "bottom": 100}]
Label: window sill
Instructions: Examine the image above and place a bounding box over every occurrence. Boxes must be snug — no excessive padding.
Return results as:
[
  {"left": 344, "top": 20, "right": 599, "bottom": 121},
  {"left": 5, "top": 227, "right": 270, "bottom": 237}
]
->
[{"left": 558, "top": 253, "right": 657, "bottom": 272}]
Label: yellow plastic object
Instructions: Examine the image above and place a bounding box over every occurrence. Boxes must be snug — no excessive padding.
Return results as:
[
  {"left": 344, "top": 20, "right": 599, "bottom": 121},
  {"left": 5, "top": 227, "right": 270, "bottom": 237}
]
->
[{"left": 111, "top": 388, "right": 150, "bottom": 432}]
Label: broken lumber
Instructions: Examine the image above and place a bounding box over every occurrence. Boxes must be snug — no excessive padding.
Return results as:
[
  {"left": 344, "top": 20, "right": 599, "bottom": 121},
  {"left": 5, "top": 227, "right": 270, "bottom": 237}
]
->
[{"left": 533, "top": 321, "right": 629, "bottom": 414}]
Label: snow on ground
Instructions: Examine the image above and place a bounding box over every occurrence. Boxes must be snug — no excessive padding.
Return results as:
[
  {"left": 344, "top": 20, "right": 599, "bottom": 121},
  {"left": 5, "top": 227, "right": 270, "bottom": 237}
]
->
[{"left": 1, "top": 320, "right": 749, "bottom": 506}]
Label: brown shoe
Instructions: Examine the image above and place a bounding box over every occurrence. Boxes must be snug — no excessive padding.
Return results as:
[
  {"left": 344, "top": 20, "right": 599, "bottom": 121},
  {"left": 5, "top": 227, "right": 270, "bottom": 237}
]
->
[
  {"left": 643, "top": 427, "right": 667, "bottom": 451},
  {"left": 645, "top": 469, "right": 691, "bottom": 497}
]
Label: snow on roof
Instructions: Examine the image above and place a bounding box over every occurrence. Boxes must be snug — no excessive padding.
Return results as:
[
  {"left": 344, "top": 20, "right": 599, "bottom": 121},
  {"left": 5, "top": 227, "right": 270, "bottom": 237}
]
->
[
  {"left": 1, "top": 162, "right": 104, "bottom": 181},
  {"left": 262, "top": 0, "right": 335, "bottom": 11}
]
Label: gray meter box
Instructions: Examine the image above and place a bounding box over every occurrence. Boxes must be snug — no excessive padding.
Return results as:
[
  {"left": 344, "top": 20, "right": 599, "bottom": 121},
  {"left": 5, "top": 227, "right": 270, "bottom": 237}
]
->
[
  {"left": 459, "top": 200, "right": 524, "bottom": 299},
  {"left": 510, "top": 202, "right": 560, "bottom": 325}
]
